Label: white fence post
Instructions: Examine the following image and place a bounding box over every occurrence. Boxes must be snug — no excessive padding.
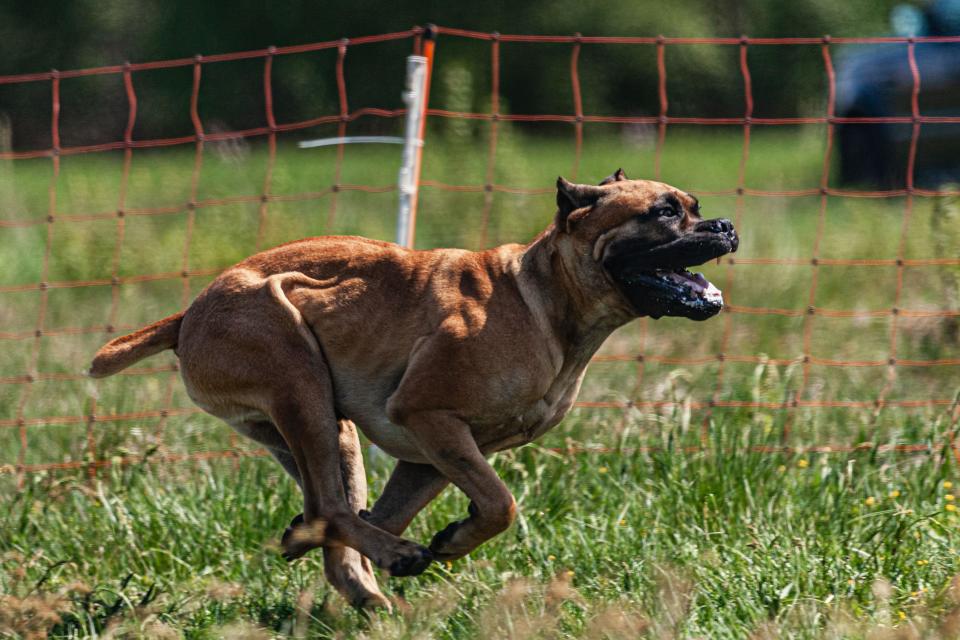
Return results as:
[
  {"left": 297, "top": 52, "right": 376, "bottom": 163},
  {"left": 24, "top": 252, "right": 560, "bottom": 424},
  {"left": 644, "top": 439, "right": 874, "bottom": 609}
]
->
[
  {"left": 298, "top": 26, "right": 435, "bottom": 249},
  {"left": 396, "top": 54, "right": 428, "bottom": 248}
]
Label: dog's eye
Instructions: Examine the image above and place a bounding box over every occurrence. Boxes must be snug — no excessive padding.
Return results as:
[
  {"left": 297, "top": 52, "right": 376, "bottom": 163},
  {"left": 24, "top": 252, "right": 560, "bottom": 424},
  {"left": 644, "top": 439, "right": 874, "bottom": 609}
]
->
[{"left": 656, "top": 205, "right": 680, "bottom": 218}]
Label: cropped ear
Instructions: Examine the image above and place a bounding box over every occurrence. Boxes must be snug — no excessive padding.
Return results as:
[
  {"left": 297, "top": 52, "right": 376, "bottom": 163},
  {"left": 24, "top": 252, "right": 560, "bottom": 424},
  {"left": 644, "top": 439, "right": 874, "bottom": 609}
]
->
[
  {"left": 556, "top": 177, "right": 604, "bottom": 231},
  {"left": 599, "top": 168, "right": 628, "bottom": 186}
]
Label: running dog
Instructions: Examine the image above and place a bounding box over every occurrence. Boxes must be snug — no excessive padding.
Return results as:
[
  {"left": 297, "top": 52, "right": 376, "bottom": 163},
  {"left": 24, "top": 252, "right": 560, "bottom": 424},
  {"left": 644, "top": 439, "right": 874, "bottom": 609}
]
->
[{"left": 90, "top": 169, "right": 738, "bottom": 608}]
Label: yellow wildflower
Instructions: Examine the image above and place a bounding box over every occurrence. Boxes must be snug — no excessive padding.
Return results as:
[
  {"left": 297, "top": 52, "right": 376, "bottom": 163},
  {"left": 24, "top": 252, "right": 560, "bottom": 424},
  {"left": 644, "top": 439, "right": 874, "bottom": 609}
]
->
[
  {"left": 865, "top": 497, "right": 876, "bottom": 507},
  {"left": 797, "top": 459, "right": 809, "bottom": 469},
  {"left": 945, "top": 481, "right": 954, "bottom": 489},
  {"left": 548, "top": 554, "right": 556, "bottom": 561},
  {"left": 947, "top": 504, "right": 957, "bottom": 512},
  {"left": 889, "top": 490, "right": 901, "bottom": 499},
  {"left": 898, "top": 611, "right": 907, "bottom": 621},
  {"left": 598, "top": 466, "right": 608, "bottom": 474}
]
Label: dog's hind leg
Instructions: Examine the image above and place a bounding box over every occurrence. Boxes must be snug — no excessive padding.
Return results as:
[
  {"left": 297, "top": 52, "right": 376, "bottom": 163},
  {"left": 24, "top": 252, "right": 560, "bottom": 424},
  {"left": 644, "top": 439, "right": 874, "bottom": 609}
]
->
[
  {"left": 269, "top": 374, "right": 433, "bottom": 578},
  {"left": 320, "top": 419, "right": 391, "bottom": 609},
  {"left": 272, "top": 418, "right": 390, "bottom": 609},
  {"left": 227, "top": 419, "right": 311, "bottom": 551},
  {"left": 230, "top": 419, "right": 302, "bottom": 486}
]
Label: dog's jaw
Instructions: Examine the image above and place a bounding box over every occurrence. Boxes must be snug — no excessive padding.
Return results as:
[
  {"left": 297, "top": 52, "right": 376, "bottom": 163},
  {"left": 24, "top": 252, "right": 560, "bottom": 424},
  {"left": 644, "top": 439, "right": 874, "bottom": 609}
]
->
[
  {"left": 610, "top": 267, "right": 725, "bottom": 320},
  {"left": 602, "top": 225, "right": 739, "bottom": 321}
]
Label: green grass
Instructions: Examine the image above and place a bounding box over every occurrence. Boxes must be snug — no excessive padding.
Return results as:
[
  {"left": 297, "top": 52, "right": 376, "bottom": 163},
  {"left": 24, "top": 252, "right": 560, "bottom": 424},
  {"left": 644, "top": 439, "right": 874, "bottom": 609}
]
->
[
  {"left": 2, "top": 125, "right": 960, "bottom": 637},
  {"left": 5, "top": 426, "right": 960, "bottom": 638}
]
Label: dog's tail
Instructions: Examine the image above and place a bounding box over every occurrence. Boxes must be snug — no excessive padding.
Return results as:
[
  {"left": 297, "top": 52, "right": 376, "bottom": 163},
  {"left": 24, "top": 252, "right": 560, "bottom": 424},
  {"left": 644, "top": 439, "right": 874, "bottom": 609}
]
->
[{"left": 88, "top": 312, "right": 184, "bottom": 378}]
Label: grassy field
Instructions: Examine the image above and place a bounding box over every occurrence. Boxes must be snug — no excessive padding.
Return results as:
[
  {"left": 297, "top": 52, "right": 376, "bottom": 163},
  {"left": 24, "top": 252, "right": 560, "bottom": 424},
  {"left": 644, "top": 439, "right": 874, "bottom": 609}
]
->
[{"left": 2, "top": 124, "right": 960, "bottom": 638}]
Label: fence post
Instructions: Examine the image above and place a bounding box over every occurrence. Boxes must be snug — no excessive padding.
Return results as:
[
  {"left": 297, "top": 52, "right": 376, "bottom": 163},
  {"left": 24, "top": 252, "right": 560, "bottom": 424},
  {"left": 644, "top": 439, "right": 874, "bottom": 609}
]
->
[{"left": 396, "top": 25, "right": 436, "bottom": 248}]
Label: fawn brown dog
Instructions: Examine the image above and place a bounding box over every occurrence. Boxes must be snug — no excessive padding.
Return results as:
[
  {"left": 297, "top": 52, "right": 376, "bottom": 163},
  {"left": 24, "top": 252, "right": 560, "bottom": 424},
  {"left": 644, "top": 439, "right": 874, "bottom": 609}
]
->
[{"left": 89, "top": 170, "right": 738, "bottom": 608}]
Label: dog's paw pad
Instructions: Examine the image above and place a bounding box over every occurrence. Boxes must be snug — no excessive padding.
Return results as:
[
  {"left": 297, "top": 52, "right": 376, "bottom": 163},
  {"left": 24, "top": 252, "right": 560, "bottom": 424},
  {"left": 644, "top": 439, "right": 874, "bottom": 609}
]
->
[{"left": 388, "top": 545, "right": 433, "bottom": 577}]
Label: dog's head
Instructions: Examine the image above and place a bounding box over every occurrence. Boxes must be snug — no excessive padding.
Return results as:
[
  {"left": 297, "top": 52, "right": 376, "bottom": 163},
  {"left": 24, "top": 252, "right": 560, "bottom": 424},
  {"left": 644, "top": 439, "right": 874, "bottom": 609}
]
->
[{"left": 553, "top": 169, "right": 739, "bottom": 321}]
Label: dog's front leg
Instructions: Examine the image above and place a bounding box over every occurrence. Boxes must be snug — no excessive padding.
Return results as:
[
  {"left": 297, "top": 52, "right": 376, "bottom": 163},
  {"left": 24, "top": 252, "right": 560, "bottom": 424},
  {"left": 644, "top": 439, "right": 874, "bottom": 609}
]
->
[
  {"left": 363, "top": 460, "right": 449, "bottom": 536},
  {"left": 391, "top": 409, "right": 517, "bottom": 561},
  {"left": 271, "top": 388, "right": 433, "bottom": 578}
]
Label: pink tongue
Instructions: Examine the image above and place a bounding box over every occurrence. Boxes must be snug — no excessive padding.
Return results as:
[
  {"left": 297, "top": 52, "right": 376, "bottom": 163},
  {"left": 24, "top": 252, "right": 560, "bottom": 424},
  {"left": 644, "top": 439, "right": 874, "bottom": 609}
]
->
[
  {"left": 665, "top": 271, "right": 707, "bottom": 293},
  {"left": 662, "top": 271, "right": 724, "bottom": 304}
]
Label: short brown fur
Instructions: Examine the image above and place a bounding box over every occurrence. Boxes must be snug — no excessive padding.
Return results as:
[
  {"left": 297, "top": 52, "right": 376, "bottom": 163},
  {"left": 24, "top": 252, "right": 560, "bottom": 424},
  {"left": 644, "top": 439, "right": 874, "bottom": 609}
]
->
[{"left": 90, "top": 174, "right": 735, "bottom": 609}]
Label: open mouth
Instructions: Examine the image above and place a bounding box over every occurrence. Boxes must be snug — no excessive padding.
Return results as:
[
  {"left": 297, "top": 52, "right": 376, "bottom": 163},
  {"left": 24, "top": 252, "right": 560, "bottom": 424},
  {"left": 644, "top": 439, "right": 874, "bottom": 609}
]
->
[
  {"left": 603, "top": 217, "right": 738, "bottom": 321},
  {"left": 615, "top": 267, "right": 724, "bottom": 321}
]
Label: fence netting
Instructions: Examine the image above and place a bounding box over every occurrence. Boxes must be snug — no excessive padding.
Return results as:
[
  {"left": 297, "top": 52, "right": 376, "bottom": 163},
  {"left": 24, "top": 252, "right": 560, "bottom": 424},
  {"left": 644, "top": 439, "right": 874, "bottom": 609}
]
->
[{"left": 1, "top": 26, "right": 959, "bottom": 478}]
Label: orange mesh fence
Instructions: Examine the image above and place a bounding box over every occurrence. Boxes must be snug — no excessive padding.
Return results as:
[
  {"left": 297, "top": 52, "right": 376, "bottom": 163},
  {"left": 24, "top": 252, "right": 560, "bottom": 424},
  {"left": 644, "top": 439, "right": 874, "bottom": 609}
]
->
[{"left": 1, "top": 26, "right": 960, "bottom": 477}]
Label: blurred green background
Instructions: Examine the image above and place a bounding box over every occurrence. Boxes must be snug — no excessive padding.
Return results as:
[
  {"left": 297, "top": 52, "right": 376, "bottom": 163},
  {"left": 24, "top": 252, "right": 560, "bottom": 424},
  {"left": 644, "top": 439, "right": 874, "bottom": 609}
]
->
[{"left": 0, "top": 0, "right": 903, "bottom": 150}]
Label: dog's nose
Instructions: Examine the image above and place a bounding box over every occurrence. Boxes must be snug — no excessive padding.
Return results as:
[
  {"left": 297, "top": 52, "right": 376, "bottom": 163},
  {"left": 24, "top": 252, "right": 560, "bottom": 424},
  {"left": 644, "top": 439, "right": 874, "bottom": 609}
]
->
[{"left": 699, "top": 218, "right": 734, "bottom": 234}]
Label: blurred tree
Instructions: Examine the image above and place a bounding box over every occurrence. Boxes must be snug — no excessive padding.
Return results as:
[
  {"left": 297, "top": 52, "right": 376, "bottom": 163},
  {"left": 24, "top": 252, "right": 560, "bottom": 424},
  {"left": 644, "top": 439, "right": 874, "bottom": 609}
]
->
[{"left": 0, "top": 0, "right": 901, "bottom": 149}]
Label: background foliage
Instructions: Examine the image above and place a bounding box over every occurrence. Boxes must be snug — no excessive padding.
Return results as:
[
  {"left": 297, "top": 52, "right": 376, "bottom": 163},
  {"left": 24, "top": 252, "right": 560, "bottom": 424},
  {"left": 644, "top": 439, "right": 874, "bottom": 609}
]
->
[{"left": 0, "top": 0, "right": 902, "bottom": 149}]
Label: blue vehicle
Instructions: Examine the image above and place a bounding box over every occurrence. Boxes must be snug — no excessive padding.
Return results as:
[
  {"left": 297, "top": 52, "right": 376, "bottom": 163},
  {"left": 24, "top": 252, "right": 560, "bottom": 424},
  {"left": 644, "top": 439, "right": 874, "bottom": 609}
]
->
[{"left": 836, "top": 0, "right": 960, "bottom": 187}]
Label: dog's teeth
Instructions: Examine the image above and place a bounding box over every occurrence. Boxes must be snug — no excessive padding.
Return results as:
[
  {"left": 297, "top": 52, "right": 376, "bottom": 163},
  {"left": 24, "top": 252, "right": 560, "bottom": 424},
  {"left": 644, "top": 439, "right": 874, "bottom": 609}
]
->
[{"left": 703, "top": 282, "right": 723, "bottom": 303}]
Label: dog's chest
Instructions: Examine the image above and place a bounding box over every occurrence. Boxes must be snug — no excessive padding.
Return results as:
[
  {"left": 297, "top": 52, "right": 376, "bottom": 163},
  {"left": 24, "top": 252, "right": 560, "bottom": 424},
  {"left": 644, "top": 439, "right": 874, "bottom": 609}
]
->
[
  {"left": 347, "top": 366, "right": 587, "bottom": 463},
  {"left": 478, "top": 365, "right": 588, "bottom": 453}
]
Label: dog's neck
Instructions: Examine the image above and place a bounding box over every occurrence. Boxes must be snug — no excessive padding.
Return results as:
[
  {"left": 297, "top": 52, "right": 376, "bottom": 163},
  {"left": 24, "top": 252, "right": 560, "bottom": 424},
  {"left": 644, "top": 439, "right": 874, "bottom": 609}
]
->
[{"left": 514, "top": 224, "right": 634, "bottom": 356}]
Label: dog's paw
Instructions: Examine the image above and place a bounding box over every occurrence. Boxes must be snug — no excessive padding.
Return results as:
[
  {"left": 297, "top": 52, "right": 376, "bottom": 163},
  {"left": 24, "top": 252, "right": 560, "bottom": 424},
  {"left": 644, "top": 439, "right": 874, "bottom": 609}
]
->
[
  {"left": 428, "top": 519, "right": 472, "bottom": 561},
  {"left": 284, "top": 513, "right": 305, "bottom": 534},
  {"left": 352, "top": 591, "right": 393, "bottom": 612},
  {"left": 325, "top": 550, "right": 393, "bottom": 612},
  {"left": 428, "top": 521, "right": 459, "bottom": 553},
  {"left": 281, "top": 513, "right": 326, "bottom": 561},
  {"left": 386, "top": 544, "right": 433, "bottom": 577},
  {"left": 280, "top": 513, "right": 305, "bottom": 560}
]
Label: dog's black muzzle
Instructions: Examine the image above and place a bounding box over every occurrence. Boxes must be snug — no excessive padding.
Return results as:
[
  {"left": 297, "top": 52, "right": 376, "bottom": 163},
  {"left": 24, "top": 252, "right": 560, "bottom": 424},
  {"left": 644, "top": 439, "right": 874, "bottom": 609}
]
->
[
  {"left": 694, "top": 218, "right": 739, "bottom": 254},
  {"left": 603, "top": 217, "right": 740, "bottom": 321},
  {"left": 604, "top": 217, "right": 739, "bottom": 275}
]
